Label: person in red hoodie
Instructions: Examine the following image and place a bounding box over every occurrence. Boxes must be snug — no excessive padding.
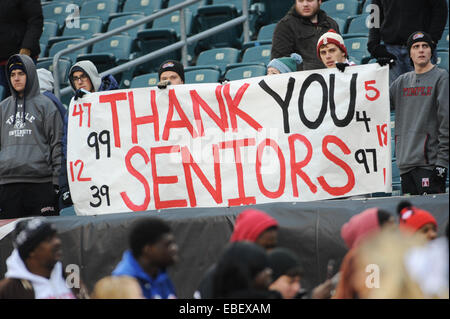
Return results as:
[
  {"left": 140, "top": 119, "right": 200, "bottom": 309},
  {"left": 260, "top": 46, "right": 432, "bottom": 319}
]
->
[
  {"left": 397, "top": 201, "right": 438, "bottom": 242},
  {"left": 333, "top": 207, "right": 396, "bottom": 299}
]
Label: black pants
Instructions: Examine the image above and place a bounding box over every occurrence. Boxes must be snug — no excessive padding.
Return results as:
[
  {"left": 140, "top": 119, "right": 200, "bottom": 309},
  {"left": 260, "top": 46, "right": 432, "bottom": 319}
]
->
[
  {"left": 401, "top": 167, "right": 447, "bottom": 195},
  {"left": 0, "top": 182, "right": 58, "bottom": 219}
]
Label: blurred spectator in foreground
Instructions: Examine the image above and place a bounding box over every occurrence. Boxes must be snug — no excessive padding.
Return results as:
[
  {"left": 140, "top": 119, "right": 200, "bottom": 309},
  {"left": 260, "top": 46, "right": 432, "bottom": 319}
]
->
[
  {"left": 390, "top": 31, "right": 448, "bottom": 196},
  {"left": 91, "top": 276, "right": 144, "bottom": 299},
  {"left": 268, "top": 247, "right": 303, "bottom": 299},
  {"left": 194, "top": 209, "right": 279, "bottom": 299},
  {"left": 333, "top": 207, "right": 396, "bottom": 298},
  {"left": 267, "top": 53, "right": 303, "bottom": 75},
  {"left": 397, "top": 200, "right": 438, "bottom": 242},
  {"left": 0, "top": 218, "right": 88, "bottom": 299},
  {"left": 212, "top": 241, "right": 279, "bottom": 299},
  {"left": 0, "top": 0, "right": 43, "bottom": 98},
  {"left": 112, "top": 217, "right": 179, "bottom": 299},
  {"left": 0, "top": 54, "right": 62, "bottom": 219},
  {"left": 271, "top": 0, "right": 341, "bottom": 70},
  {"left": 368, "top": 0, "right": 448, "bottom": 84}
]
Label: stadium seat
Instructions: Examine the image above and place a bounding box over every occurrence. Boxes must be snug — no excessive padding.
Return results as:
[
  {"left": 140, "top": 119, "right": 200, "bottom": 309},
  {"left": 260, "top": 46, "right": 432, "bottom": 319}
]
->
[
  {"left": 241, "top": 44, "right": 272, "bottom": 66},
  {"left": 345, "top": 14, "right": 370, "bottom": 37},
  {"left": 47, "top": 17, "right": 104, "bottom": 47},
  {"left": 321, "top": 0, "right": 359, "bottom": 21},
  {"left": 130, "top": 72, "right": 159, "bottom": 88},
  {"left": 40, "top": 21, "right": 59, "bottom": 48},
  {"left": 48, "top": 38, "right": 89, "bottom": 64},
  {"left": 436, "top": 51, "right": 449, "bottom": 71},
  {"left": 193, "top": 4, "right": 242, "bottom": 53},
  {"left": 391, "top": 160, "right": 402, "bottom": 195},
  {"left": 437, "top": 28, "right": 449, "bottom": 50},
  {"left": 224, "top": 64, "right": 266, "bottom": 81},
  {"left": 76, "top": 34, "right": 133, "bottom": 73},
  {"left": 36, "top": 57, "right": 72, "bottom": 85},
  {"left": 152, "top": 8, "right": 193, "bottom": 36},
  {"left": 334, "top": 17, "right": 346, "bottom": 34},
  {"left": 107, "top": 13, "right": 146, "bottom": 39},
  {"left": 80, "top": 0, "right": 119, "bottom": 24},
  {"left": 167, "top": 0, "right": 206, "bottom": 16},
  {"left": 122, "top": 0, "right": 163, "bottom": 16},
  {"left": 344, "top": 37, "right": 371, "bottom": 64},
  {"left": 39, "top": 43, "right": 47, "bottom": 58},
  {"left": 0, "top": 85, "right": 5, "bottom": 102},
  {"left": 195, "top": 47, "right": 240, "bottom": 75},
  {"left": 42, "top": 1, "right": 73, "bottom": 29},
  {"left": 185, "top": 68, "right": 221, "bottom": 84},
  {"left": 212, "top": 0, "right": 249, "bottom": 13},
  {"left": 252, "top": 0, "right": 293, "bottom": 26},
  {"left": 242, "top": 23, "right": 275, "bottom": 49}
]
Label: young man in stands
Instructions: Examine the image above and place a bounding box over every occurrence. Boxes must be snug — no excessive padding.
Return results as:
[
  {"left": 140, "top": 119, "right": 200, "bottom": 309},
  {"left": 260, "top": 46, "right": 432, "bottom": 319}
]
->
[
  {"left": 271, "top": 0, "right": 341, "bottom": 71},
  {"left": 390, "top": 31, "right": 449, "bottom": 195},
  {"left": 157, "top": 60, "right": 185, "bottom": 88},
  {"left": 316, "top": 29, "right": 356, "bottom": 71},
  {"left": 112, "top": 217, "right": 179, "bottom": 299},
  {"left": 0, "top": 54, "right": 63, "bottom": 219}
]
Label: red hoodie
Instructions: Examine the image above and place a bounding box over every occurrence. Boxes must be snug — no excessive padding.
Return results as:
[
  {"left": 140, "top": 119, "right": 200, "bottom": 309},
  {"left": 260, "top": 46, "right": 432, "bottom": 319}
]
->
[{"left": 230, "top": 209, "right": 278, "bottom": 243}]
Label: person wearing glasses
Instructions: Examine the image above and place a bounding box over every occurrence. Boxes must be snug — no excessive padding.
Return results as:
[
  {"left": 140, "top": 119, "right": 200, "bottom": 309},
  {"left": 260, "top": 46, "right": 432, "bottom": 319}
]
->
[{"left": 58, "top": 60, "right": 119, "bottom": 210}]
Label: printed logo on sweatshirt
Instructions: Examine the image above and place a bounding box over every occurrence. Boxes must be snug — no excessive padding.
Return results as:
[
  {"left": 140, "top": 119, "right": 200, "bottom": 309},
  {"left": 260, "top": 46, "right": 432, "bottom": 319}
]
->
[
  {"left": 5, "top": 112, "right": 36, "bottom": 137},
  {"left": 402, "top": 86, "right": 433, "bottom": 97}
]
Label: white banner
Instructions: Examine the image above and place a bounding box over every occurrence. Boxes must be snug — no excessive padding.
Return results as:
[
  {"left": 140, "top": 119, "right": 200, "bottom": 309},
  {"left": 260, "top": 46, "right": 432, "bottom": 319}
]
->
[{"left": 67, "top": 64, "right": 391, "bottom": 216}]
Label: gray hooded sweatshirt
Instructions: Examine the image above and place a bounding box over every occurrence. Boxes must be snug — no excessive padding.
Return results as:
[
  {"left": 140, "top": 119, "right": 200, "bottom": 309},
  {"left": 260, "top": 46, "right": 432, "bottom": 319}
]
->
[
  {"left": 0, "top": 54, "right": 63, "bottom": 185},
  {"left": 390, "top": 65, "right": 449, "bottom": 175}
]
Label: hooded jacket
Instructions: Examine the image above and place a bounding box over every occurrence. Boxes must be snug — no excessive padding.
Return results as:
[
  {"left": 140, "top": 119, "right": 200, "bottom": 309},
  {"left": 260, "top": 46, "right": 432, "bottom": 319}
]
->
[
  {"left": 0, "top": 0, "right": 43, "bottom": 62},
  {"left": 0, "top": 249, "right": 75, "bottom": 299},
  {"left": 37, "top": 68, "right": 66, "bottom": 120},
  {"left": 112, "top": 250, "right": 177, "bottom": 299},
  {"left": 0, "top": 54, "right": 63, "bottom": 185},
  {"left": 230, "top": 209, "right": 279, "bottom": 243},
  {"left": 271, "top": 6, "right": 340, "bottom": 71}
]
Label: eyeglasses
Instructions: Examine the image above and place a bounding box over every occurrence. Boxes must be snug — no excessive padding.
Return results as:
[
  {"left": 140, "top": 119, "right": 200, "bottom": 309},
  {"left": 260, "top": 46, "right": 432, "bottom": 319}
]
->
[{"left": 72, "top": 74, "right": 88, "bottom": 82}]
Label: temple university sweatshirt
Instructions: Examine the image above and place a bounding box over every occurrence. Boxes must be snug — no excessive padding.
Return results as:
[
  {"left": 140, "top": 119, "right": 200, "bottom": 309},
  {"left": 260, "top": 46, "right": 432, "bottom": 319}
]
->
[{"left": 390, "top": 65, "right": 449, "bottom": 175}]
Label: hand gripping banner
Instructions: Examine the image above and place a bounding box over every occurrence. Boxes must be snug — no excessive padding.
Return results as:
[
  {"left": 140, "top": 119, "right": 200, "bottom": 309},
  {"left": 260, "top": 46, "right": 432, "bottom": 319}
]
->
[{"left": 67, "top": 64, "right": 391, "bottom": 215}]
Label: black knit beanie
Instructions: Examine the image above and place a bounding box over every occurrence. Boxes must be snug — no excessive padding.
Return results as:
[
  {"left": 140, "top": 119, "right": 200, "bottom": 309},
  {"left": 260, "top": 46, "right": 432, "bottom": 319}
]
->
[
  {"left": 407, "top": 31, "right": 436, "bottom": 55},
  {"left": 13, "top": 219, "right": 57, "bottom": 261},
  {"left": 158, "top": 60, "right": 185, "bottom": 83}
]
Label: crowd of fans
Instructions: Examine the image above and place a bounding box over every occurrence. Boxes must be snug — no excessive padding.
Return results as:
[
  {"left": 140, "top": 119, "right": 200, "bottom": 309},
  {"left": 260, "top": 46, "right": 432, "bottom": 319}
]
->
[{"left": 0, "top": 0, "right": 448, "bottom": 299}]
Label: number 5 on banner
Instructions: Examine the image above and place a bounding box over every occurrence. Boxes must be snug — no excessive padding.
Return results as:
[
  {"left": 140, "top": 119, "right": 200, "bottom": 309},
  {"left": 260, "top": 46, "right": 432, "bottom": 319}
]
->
[
  {"left": 72, "top": 103, "right": 92, "bottom": 127},
  {"left": 365, "top": 80, "right": 380, "bottom": 101},
  {"left": 69, "top": 160, "right": 92, "bottom": 182}
]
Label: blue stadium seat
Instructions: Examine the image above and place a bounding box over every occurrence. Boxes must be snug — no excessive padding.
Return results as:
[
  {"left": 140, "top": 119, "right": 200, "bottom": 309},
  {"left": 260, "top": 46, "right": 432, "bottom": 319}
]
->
[
  {"left": 48, "top": 38, "right": 89, "bottom": 64},
  {"left": 334, "top": 17, "right": 346, "bottom": 34},
  {"left": 344, "top": 36, "right": 371, "bottom": 64},
  {"left": 437, "top": 28, "right": 449, "bottom": 50},
  {"left": 130, "top": 72, "right": 159, "bottom": 88},
  {"left": 321, "top": 0, "right": 360, "bottom": 21},
  {"left": 436, "top": 51, "right": 449, "bottom": 71},
  {"left": 252, "top": 0, "right": 293, "bottom": 25},
  {"left": 345, "top": 14, "right": 370, "bottom": 37},
  {"left": 0, "top": 85, "right": 5, "bottom": 102},
  {"left": 241, "top": 44, "right": 272, "bottom": 66},
  {"left": 212, "top": 0, "right": 249, "bottom": 13},
  {"left": 193, "top": 4, "right": 242, "bottom": 53},
  {"left": 152, "top": 8, "right": 193, "bottom": 36},
  {"left": 391, "top": 160, "right": 402, "bottom": 195},
  {"left": 107, "top": 13, "right": 146, "bottom": 40},
  {"left": 195, "top": 47, "right": 240, "bottom": 75},
  {"left": 76, "top": 34, "right": 133, "bottom": 73},
  {"left": 185, "top": 68, "right": 221, "bottom": 84},
  {"left": 167, "top": 0, "right": 206, "bottom": 16},
  {"left": 224, "top": 64, "right": 266, "bottom": 81},
  {"left": 39, "top": 43, "right": 47, "bottom": 58},
  {"left": 40, "top": 21, "right": 59, "bottom": 48},
  {"left": 42, "top": 2, "right": 73, "bottom": 29},
  {"left": 47, "top": 17, "right": 104, "bottom": 47},
  {"left": 80, "top": 0, "right": 119, "bottom": 24},
  {"left": 122, "top": 0, "right": 163, "bottom": 15},
  {"left": 36, "top": 57, "right": 72, "bottom": 85},
  {"left": 256, "top": 23, "right": 277, "bottom": 42}
]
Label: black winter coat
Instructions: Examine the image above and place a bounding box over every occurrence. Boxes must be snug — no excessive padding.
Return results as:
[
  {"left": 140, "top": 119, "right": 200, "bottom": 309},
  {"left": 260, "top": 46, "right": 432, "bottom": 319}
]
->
[
  {"left": 271, "top": 6, "right": 340, "bottom": 71},
  {"left": 0, "top": 0, "right": 43, "bottom": 61}
]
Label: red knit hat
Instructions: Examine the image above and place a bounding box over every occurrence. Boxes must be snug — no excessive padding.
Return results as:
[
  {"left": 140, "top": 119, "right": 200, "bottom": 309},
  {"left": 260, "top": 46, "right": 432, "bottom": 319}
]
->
[
  {"left": 317, "top": 29, "right": 348, "bottom": 58},
  {"left": 341, "top": 208, "right": 380, "bottom": 249},
  {"left": 398, "top": 203, "right": 437, "bottom": 233},
  {"left": 230, "top": 209, "right": 279, "bottom": 243}
]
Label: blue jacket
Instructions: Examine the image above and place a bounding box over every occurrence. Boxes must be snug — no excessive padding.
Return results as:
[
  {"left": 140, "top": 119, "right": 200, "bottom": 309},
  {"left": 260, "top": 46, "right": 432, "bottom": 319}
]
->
[{"left": 112, "top": 250, "right": 177, "bottom": 299}]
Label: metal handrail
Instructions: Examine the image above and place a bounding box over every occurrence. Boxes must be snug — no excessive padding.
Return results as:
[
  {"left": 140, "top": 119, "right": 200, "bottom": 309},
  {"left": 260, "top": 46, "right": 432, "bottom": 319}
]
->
[{"left": 53, "top": 0, "right": 250, "bottom": 98}]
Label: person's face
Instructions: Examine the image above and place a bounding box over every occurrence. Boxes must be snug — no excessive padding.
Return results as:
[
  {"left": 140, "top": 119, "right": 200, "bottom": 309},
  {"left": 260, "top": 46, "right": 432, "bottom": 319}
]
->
[
  {"left": 29, "top": 234, "right": 62, "bottom": 270},
  {"left": 160, "top": 71, "right": 184, "bottom": 85},
  {"left": 146, "top": 233, "right": 179, "bottom": 268},
  {"left": 10, "top": 69, "right": 27, "bottom": 95},
  {"left": 267, "top": 67, "right": 281, "bottom": 75},
  {"left": 417, "top": 223, "right": 437, "bottom": 241},
  {"left": 319, "top": 43, "right": 346, "bottom": 68},
  {"left": 255, "top": 229, "right": 278, "bottom": 251},
  {"left": 253, "top": 267, "right": 273, "bottom": 290},
  {"left": 269, "top": 275, "right": 301, "bottom": 299},
  {"left": 295, "top": 0, "right": 321, "bottom": 18},
  {"left": 410, "top": 41, "right": 432, "bottom": 67},
  {"left": 72, "top": 71, "right": 93, "bottom": 92}
]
